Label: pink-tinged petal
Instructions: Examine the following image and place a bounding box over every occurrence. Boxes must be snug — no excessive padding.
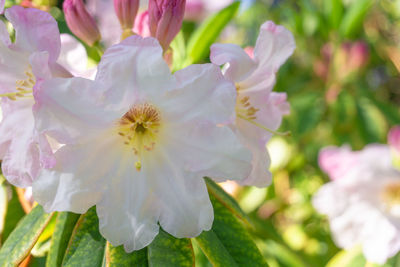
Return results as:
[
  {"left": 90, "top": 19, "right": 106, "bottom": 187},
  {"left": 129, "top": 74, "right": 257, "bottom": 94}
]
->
[
  {"left": 210, "top": 43, "right": 257, "bottom": 83},
  {"left": 0, "top": 20, "right": 10, "bottom": 46},
  {"left": 33, "top": 77, "right": 117, "bottom": 144},
  {"left": 0, "top": 40, "right": 29, "bottom": 94},
  {"left": 166, "top": 121, "right": 252, "bottom": 181},
  {"left": 149, "top": 156, "right": 213, "bottom": 238},
  {"left": 319, "top": 146, "right": 359, "bottom": 181},
  {"left": 96, "top": 36, "right": 175, "bottom": 109},
  {"left": 29, "top": 51, "right": 52, "bottom": 81},
  {"left": 253, "top": 21, "right": 295, "bottom": 72},
  {"left": 237, "top": 138, "right": 272, "bottom": 187},
  {"left": 0, "top": 103, "right": 39, "bottom": 187},
  {"left": 5, "top": 6, "right": 61, "bottom": 62},
  {"left": 388, "top": 126, "right": 400, "bottom": 154},
  {"left": 58, "top": 34, "right": 89, "bottom": 77},
  {"left": 165, "top": 64, "right": 236, "bottom": 124}
]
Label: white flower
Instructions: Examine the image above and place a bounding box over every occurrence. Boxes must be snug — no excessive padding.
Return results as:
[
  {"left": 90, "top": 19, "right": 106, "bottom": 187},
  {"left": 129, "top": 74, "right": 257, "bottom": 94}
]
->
[
  {"left": 210, "top": 21, "right": 295, "bottom": 187},
  {"left": 313, "top": 145, "right": 400, "bottom": 264},
  {"left": 32, "top": 36, "right": 252, "bottom": 251}
]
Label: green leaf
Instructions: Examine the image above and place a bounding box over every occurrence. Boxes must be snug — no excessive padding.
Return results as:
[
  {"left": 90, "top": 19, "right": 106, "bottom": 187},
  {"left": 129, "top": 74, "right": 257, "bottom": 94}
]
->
[
  {"left": 195, "top": 193, "right": 267, "bottom": 267},
  {"left": 186, "top": 2, "right": 240, "bottom": 65},
  {"left": 1, "top": 186, "right": 26, "bottom": 243},
  {"left": 0, "top": 205, "right": 54, "bottom": 267},
  {"left": 170, "top": 31, "right": 186, "bottom": 72},
  {"left": 205, "top": 178, "right": 249, "bottom": 224},
  {"left": 106, "top": 243, "right": 148, "bottom": 267},
  {"left": 356, "top": 97, "right": 388, "bottom": 143},
  {"left": 62, "top": 207, "right": 106, "bottom": 267},
  {"left": 46, "top": 212, "right": 80, "bottom": 267},
  {"left": 339, "top": 0, "right": 373, "bottom": 38},
  {"left": 323, "top": 0, "right": 343, "bottom": 29},
  {"left": 148, "top": 229, "right": 194, "bottom": 267}
]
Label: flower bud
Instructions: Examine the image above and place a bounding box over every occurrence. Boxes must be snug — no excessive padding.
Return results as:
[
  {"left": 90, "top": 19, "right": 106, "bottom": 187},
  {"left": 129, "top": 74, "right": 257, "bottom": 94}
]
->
[
  {"left": 149, "top": 0, "right": 186, "bottom": 51},
  {"left": 114, "top": 0, "right": 139, "bottom": 30},
  {"left": 63, "top": 0, "right": 101, "bottom": 46},
  {"left": 389, "top": 126, "right": 400, "bottom": 154},
  {"left": 133, "top": 10, "right": 151, "bottom": 37}
]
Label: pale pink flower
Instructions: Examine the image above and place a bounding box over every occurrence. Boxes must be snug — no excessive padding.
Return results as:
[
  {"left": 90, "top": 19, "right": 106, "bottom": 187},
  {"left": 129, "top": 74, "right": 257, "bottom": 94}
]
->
[
  {"left": 32, "top": 36, "right": 251, "bottom": 251},
  {"left": 0, "top": 0, "right": 4, "bottom": 14},
  {"left": 0, "top": 6, "right": 63, "bottom": 187},
  {"left": 314, "top": 145, "right": 400, "bottom": 264},
  {"left": 210, "top": 21, "right": 295, "bottom": 187},
  {"left": 185, "top": 0, "right": 233, "bottom": 21}
]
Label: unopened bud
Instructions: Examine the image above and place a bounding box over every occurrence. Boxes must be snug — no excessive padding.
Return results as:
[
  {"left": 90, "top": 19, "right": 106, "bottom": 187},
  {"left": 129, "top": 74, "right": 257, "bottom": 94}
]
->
[
  {"left": 149, "top": 0, "right": 186, "bottom": 51},
  {"left": 114, "top": 0, "right": 139, "bottom": 34},
  {"left": 63, "top": 0, "right": 101, "bottom": 46}
]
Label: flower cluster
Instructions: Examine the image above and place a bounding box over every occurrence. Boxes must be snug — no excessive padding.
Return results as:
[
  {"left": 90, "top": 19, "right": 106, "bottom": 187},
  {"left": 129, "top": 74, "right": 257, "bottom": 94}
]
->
[
  {"left": 0, "top": 0, "right": 294, "bottom": 251},
  {"left": 314, "top": 129, "right": 400, "bottom": 264}
]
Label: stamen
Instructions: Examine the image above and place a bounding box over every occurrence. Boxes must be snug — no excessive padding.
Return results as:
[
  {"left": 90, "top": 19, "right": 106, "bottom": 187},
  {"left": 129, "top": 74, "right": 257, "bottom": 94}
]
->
[
  {"left": 237, "top": 114, "right": 291, "bottom": 137},
  {"left": 0, "top": 66, "right": 35, "bottom": 101},
  {"left": 118, "top": 103, "right": 162, "bottom": 171}
]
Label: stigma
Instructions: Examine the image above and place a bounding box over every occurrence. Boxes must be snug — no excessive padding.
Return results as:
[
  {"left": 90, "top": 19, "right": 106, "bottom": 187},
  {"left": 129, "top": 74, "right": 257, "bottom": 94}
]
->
[{"left": 117, "top": 103, "right": 161, "bottom": 171}]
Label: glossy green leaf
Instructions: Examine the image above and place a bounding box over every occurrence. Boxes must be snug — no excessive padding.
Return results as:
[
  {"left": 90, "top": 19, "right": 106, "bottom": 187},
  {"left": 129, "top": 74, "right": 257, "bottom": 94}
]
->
[
  {"left": 106, "top": 243, "right": 148, "bottom": 267},
  {"left": 205, "top": 178, "right": 250, "bottom": 224},
  {"left": 46, "top": 212, "right": 80, "bottom": 267},
  {"left": 339, "top": 0, "right": 373, "bottom": 38},
  {"left": 186, "top": 2, "right": 240, "bottom": 65},
  {"left": 1, "top": 186, "right": 26, "bottom": 243},
  {"left": 148, "top": 229, "right": 194, "bottom": 267},
  {"left": 62, "top": 207, "right": 106, "bottom": 267},
  {"left": 0, "top": 205, "right": 54, "bottom": 267},
  {"left": 195, "top": 193, "right": 267, "bottom": 267}
]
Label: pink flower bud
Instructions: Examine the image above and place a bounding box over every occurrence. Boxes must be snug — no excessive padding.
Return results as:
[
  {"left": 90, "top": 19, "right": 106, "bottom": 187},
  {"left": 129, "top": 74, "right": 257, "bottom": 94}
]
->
[
  {"left": 114, "top": 0, "right": 139, "bottom": 30},
  {"left": 63, "top": 0, "right": 101, "bottom": 46},
  {"left": 133, "top": 10, "right": 151, "bottom": 37},
  {"left": 149, "top": 0, "right": 186, "bottom": 51},
  {"left": 389, "top": 126, "right": 400, "bottom": 154}
]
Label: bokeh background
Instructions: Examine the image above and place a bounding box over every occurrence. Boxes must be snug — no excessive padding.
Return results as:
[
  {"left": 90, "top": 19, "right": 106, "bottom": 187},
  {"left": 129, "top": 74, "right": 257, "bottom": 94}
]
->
[{"left": 1, "top": 0, "right": 400, "bottom": 266}]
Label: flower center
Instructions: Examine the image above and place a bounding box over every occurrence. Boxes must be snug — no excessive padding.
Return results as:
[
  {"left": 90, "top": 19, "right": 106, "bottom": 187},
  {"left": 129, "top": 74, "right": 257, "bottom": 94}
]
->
[
  {"left": 118, "top": 103, "right": 161, "bottom": 171},
  {"left": 235, "top": 86, "right": 259, "bottom": 120},
  {"left": 0, "top": 66, "right": 35, "bottom": 100}
]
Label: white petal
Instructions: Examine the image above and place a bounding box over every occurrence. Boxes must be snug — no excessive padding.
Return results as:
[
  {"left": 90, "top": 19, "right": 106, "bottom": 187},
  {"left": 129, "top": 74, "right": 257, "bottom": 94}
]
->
[
  {"left": 164, "top": 64, "right": 236, "bottom": 125},
  {"left": 96, "top": 36, "right": 176, "bottom": 110},
  {"left": 210, "top": 43, "right": 257, "bottom": 82},
  {"left": 165, "top": 121, "right": 252, "bottom": 181},
  {"left": 0, "top": 103, "right": 39, "bottom": 187},
  {"left": 33, "top": 135, "right": 123, "bottom": 213},
  {"left": 58, "top": 34, "right": 88, "bottom": 76},
  {"left": 33, "top": 77, "right": 118, "bottom": 144},
  {"left": 0, "top": 20, "right": 10, "bottom": 46},
  {"left": 97, "top": 165, "right": 160, "bottom": 252}
]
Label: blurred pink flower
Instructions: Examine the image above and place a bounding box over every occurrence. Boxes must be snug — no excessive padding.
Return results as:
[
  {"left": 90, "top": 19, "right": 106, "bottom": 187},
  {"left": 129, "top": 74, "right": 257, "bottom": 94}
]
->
[
  {"left": 389, "top": 126, "right": 400, "bottom": 155},
  {"left": 63, "top": 0, "right": 101, "bottom": 46},
  {"left": 0, "top": 0, "right": 4, "bottom": 13},
  {"left": 314, "top": 145, "right": 400, "bottom": 264},
  {"left": 211, "top": 21, "right": 295, "bottom": 187},
  {"left": 185, "top": 0, "right": 233, "bottom": 21},
  {"left": 149, "top": 0, "right": 186, "bottom": 51}
]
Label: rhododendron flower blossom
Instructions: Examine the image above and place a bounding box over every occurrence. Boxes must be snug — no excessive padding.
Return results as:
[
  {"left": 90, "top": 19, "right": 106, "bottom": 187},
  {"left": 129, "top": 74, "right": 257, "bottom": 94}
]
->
[
  {"left": 314, "top": 145, "right": 400, "bottom": 264},
  {"left": 32, "top": 36, "right": 251, "bottom": 251},
  {"left": 210, "top": 21, "right": 295, "bottom": 187},
  {"left": 0, "top": 6, "right": 63, "bottom": 187}
]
